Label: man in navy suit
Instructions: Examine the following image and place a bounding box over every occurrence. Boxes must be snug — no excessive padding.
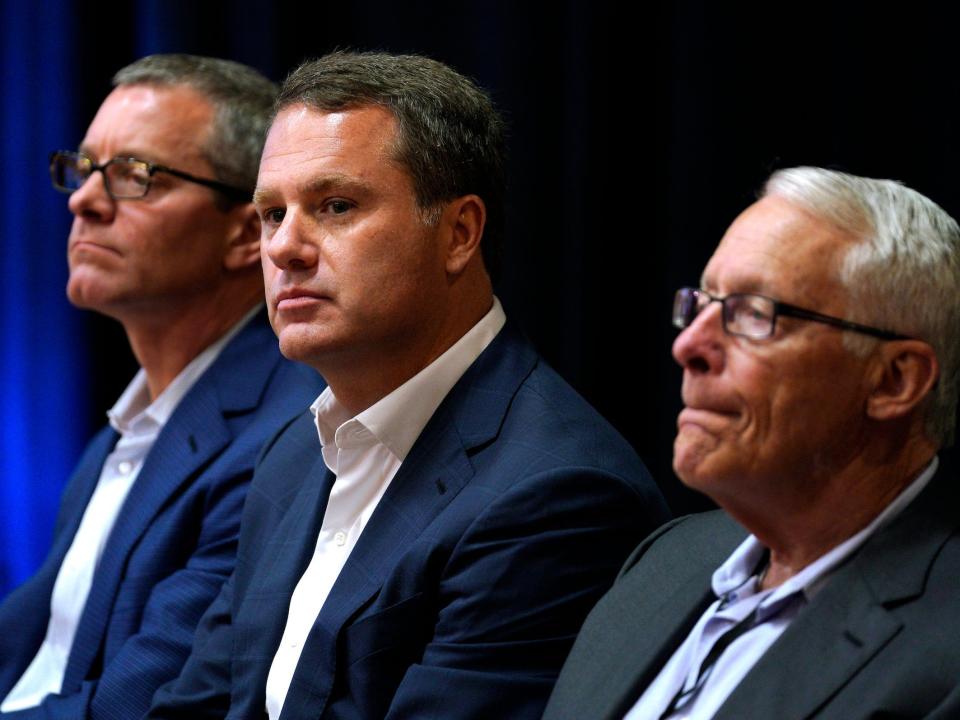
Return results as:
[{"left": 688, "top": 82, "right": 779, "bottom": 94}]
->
[
  {"left": 0, "top": 55, "right": 323, "bottom": 720},
  {"left": 147, "top": 51, "right": 669, "bottom": 719}
]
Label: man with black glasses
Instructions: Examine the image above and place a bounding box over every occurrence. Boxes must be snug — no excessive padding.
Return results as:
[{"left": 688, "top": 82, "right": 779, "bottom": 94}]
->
[
  {"left": 544, "top": 167, "right": 960, "bottom": 719},
  {"left": 0, "top": 55, "right": 322, "bottom": 720}
]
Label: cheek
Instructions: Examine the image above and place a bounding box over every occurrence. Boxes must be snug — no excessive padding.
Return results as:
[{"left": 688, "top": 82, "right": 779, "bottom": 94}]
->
[
  {"left": 728, "top": 351, "right": 781, "bottom": 438},
  {"left": 261, "top": 252, "right": 280, "bottom": 288},
  {"left": 337, "top": 229, "right": 436, "bottom": 305}
]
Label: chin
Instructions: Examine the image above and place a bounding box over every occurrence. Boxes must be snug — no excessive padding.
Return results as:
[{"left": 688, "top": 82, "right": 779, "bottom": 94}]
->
[
  {"left": 276, "top": 325, "right": 338, "bottom": 367},
  {"left": 66, "top": 275, "right": 113, "bottom": 313},
  {"left": 673, "top": 438, "right": 729, "bottom": 495}
]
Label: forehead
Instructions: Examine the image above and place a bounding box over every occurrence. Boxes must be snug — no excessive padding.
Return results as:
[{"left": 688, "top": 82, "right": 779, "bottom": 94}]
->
[
  {"left": 82, "top": 84, "right": 214, "bottom": 164},
  {"left": 258, "top": 104, "right": 403, "bottom": 188},
  {"left": 704, "top": 195, "right": 859, "bottom": 305}
]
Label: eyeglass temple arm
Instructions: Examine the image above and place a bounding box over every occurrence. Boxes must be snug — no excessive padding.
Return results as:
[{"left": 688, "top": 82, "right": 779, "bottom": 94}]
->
[
  {"left": 776, "top": 302, "right": 911, "bottom": 341},
  {"left": 150, "top": 164, "right": 251, "bottom": 202}
]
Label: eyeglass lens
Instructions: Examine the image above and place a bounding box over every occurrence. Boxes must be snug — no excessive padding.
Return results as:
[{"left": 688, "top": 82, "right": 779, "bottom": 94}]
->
[{"left": 51, "top": 153, "right": 152, "bottom": 199}]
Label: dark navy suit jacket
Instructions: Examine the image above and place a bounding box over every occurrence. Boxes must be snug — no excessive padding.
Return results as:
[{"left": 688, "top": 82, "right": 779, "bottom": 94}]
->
[
  {"left": 543, "top": 466, "right": 960, "bottom": 720},
  {"left": 0, "top": 310, "right": 324, "bottom": 720},
  {"left": 148, "top": 323, "right": 670, "bottom": 719}
]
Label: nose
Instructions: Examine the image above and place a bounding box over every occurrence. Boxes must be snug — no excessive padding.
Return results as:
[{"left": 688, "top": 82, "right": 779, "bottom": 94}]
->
[
  {"left": 262, "top": 208, "right": 320, "bottom": 273},
  {"left": 672, "top": 301, "right": 726, "bottom": 374},
  {"left": 67, "top": 170, "right": 115, "bottom": 223}
]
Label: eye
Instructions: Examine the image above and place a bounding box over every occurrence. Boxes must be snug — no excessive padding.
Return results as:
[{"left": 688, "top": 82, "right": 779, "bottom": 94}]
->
[
  {"left": 744, "top": 304, "right": 771, "bottom": 321},
  {"left": 738, "top": 298, "right": 772, "bottom": 322},
  {"left": 260, "top": 207, "right": 286, "bottom": 225},
  {"left": 112, "top": 161, "right": 151, "bottom": 187},
  {"left": 324, "top": 199, "right": 354, "bottom": 215}
]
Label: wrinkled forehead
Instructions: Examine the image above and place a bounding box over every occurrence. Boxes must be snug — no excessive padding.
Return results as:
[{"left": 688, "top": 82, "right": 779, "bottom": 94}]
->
[{"left": 702, "top": 195, "right": 859, "bottom": 308}]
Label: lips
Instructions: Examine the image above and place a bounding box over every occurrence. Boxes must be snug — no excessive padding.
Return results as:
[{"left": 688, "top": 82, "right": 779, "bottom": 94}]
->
[
  {"left": 273, "top": 287, "right": 331, "bottom": 312},
  {"left": 678, "top": 405, "right": 729, "bottom": 424},
  {"left": 678, "top": 382, "right": 741, "bottom": 428},
  {"left": 68, "top": 237, "right": 121, "bottom": 258}
]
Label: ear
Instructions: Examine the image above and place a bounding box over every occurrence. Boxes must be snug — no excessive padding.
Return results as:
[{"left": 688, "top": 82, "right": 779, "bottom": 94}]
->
[
  {"left": 866, "top": 340, "right": 940, "bottom": 422},
  {"left": 223, "top": 204, "right": 262, "bottom": 272},
  {"left": 442, "top": 194, "right": 486, "bottom": 276}
]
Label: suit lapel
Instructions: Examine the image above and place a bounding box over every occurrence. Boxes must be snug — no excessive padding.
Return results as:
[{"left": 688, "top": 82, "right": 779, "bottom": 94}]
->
[
  {"left": 598, "top": 571, "right": 717, "bottom": 719},
  {"left": 49, "top": 427, "right": 119, "bottom": 569},
  {"left": 715, "top": 573, "right": 901, "bottom": 720},
  {"left": 716, "top": 469, "right": 957, "bottom": 720},
  {"left": 233, "top": 451, "right": 337, "bottom": 711},
  {"left": 62, "top": 312, "right": 278, "bottom": 690},
  {"left": 585, "top": 514, "right": 745, "bottom": 720},
  {"left": 279, "top": 323, "right": 538, "bottom": 718}
]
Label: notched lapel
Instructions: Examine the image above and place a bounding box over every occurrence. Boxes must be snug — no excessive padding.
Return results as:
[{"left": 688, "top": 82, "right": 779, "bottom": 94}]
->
[
  {"left": 61, "top": 314, "right": 280, "bottom": 688},
  {"left": 280, "top": 323, "right": 538, "bottom": 716},
  {"left": 62, "top": 380, "right": 234, "bottom": 690},
  {"left": 716, "top": 472, "right": 957, "bottom": 720},
  {"left": 50, "top": 428, "right": 120, "bottom": 567},
  {"left": 599, "top": 571, "right": 717, "bottom": 720},
  {"left": 716, "top": 573, "right": 902, "bottom": 720},
  {"left": 285, "top": 403, "right": 478, "bottom": 717}
]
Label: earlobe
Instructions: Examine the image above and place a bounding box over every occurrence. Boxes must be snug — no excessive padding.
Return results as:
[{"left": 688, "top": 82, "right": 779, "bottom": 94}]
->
[
  {"left": 444, "top": 195, "right": 486, "bottom": 275},
  {"left": 224, "top": 204, "right": 262, "bottom": 272},
  {"left": 866, "top": 341, "right": 939, "bottom": 421}
]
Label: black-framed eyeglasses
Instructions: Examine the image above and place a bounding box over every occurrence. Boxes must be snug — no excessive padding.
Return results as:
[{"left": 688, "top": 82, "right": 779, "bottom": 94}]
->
[
  {"left": 49, "top": 150, "right": 250, "bottom": 202},
  {"left": 672, "top": 287, "right": 913, "bottom": 341}
]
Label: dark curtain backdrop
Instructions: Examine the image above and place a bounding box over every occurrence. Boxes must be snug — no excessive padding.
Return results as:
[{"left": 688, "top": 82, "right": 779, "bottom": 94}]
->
[{"left": 3, "top": 0, "right": 960, "bottom": 598}]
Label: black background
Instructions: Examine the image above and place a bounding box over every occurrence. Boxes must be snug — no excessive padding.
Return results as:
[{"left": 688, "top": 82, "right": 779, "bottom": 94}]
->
[{"left": 68, "top": 1, "right": 960, "bottom": 514}]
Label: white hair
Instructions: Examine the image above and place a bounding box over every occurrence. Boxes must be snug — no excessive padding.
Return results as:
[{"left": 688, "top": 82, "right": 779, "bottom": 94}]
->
[{"left": 764, "top": 166, "right": 960, "bottom": 447}]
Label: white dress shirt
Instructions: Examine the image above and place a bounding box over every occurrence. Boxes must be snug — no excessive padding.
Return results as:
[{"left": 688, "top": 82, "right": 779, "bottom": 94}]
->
[
  {"left": 626, "top": 457, "right": 938, "bottom": 720},
  {"left": 264, "top": 298, "right": 506, "bottom": 720},
  {"left": 1, "top": 307, "right": 258, "bottom": 712}
]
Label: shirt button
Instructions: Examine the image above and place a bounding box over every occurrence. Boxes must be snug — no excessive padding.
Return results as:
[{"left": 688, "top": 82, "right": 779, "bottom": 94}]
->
[
  {"left": 118, "top": 461, "right": 133, "bottom": 475},
  {"left": 334, "top": 531, "right": 347, "bottom": 546}
]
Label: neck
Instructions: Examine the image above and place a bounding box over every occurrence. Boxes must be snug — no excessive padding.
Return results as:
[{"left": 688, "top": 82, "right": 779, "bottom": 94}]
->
[
  {"left": 323, "top": 289, "right": 493, "bottom": 416},
  {"left": 122, "top": 285, "right": 261, "bottom": 400},
  {"left": 728, "top": 438, "right": 937, "bottom": 590}
]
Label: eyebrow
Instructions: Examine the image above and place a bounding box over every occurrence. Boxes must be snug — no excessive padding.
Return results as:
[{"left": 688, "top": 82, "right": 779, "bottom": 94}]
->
[
  {"left": 699, "top": 270, "right": 769, "bottom": 295},
  {"left": 253, "top": 174, "right": 374, "bottom": 206},
  {"left": 75, "top": 144, "right": 164, "bottom": 166}
]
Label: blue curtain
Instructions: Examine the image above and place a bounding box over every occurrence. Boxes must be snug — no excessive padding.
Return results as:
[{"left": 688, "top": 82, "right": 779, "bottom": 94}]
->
[{"left": 0, "top": 0, "right": 88, "bottom": 596}]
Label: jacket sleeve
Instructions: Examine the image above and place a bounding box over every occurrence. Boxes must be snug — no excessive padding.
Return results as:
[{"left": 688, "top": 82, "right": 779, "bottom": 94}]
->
[
  {"left": 144, "top": 571, "right": 236, "bottom": 720},
  {"left": 375, "top": 468, "right": 665, "bottom": 720}
]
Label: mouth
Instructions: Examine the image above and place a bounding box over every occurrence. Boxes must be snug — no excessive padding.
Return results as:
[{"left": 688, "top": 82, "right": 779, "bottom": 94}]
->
[
  {"left": 68, "top": 238, "right": 121, "bottom": 258},
  {"left": 677, "top": 405, "right": 740, "bottom": 432},
  {"left": 273, "top": 287, "right": 331, "bottom": 312}
]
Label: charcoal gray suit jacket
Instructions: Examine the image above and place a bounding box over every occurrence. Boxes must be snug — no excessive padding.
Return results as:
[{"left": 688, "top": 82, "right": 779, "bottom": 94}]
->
[{"left": 544, "top": 466, "right": 960, "bottom": 720}]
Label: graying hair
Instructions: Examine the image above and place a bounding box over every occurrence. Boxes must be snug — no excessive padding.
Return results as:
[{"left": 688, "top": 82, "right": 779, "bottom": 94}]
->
[
  {"left": 764, "top": 166, "right": 960, "bottom": 447},
  {"left": 113, "top": 54, "right": 277, "bottom": 198}
]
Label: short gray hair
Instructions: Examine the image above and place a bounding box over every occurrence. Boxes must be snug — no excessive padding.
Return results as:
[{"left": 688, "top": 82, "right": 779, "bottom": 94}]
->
[
  {"left": 113, "top": 54, "right": 277, "bottom": 197},
  {"left": 764, "top": 166, "right": 960, "bottom": 447}
]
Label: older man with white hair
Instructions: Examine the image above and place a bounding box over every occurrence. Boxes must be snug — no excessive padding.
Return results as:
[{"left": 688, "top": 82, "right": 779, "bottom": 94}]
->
[{"left": 544, "top": 167, "right": 960, "bottom": 719}]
